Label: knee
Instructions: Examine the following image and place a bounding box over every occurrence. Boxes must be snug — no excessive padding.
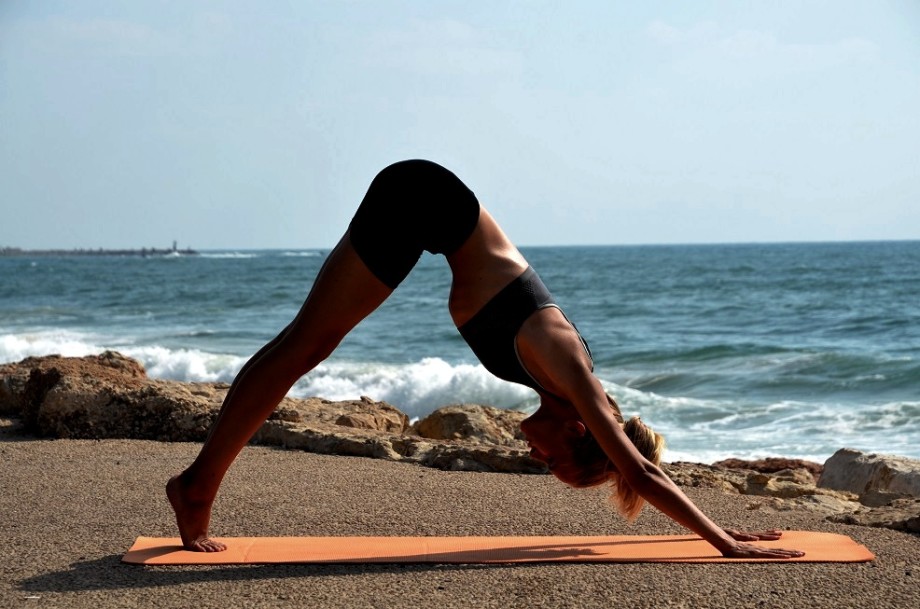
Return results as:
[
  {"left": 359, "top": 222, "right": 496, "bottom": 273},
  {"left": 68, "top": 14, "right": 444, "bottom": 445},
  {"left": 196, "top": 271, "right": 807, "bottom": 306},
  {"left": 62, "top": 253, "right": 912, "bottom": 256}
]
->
[{"left": 273, "top": 328, "right": 341, "bottom": 379}]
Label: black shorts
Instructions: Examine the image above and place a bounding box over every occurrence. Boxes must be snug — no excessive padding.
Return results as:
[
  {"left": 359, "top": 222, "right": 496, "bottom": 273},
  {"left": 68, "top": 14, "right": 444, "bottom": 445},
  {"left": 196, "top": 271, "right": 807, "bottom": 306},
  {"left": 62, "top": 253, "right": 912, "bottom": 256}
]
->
[{"left": 348, "top": 160, "right": 481, "bottom": 288}]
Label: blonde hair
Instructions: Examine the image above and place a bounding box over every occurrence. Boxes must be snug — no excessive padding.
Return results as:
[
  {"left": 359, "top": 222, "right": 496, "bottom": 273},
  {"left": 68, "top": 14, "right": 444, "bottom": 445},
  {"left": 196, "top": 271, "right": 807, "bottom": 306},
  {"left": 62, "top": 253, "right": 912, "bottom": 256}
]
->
[{"left": 567, "top": 395, "right": 666, "bottom": 521}]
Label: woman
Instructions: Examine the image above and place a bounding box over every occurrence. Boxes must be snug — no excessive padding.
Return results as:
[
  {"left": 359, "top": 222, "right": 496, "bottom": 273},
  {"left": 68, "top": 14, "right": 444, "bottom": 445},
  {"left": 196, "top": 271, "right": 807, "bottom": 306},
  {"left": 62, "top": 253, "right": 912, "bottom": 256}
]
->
[{"left": 168, "top": 160, "right": 803, "bottom": 558}]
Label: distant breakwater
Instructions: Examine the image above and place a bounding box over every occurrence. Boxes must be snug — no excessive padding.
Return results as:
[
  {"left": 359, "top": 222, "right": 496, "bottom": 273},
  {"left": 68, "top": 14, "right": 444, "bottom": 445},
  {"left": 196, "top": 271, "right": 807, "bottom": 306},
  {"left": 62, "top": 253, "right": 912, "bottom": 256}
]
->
[{"left": 0, "top": 243, "right": 198, "bottom": 257}]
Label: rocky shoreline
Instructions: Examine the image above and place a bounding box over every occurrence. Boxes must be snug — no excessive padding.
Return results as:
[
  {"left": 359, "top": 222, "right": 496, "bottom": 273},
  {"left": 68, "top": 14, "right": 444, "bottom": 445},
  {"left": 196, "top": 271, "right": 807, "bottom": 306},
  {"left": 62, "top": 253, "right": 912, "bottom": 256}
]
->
[{"left": 2, "top": 351, "right": 918, "bottom": 535}]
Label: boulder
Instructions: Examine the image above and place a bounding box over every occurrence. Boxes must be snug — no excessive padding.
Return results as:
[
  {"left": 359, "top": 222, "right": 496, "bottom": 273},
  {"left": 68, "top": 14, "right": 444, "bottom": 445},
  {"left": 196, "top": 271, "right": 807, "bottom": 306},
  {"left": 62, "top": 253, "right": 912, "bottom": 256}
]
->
[
  {"left": 0, "top": 351, "right": 147, "bottom": 416},
  {"left": 0, "top": 353, "right": 542, "bottom": 475},
  {"left": 664, "top": 461, "right": 860, "bottom": 516},
  {"left": 819, "top": 448, "right": 920, "bottom": 506},
  {"left": 748, "top": 494, "right": 863, "bottom": 517},
  {"left": 829, "top": 498, "right": 920, "bottom": 533},
  {"left": 272, "top": 394, "right": 410, "bottom": 433},
  {"left": 713, "top": 457, "right": 823, "bottom": 483},
  {"left": 663, "top": 461, "right": 744, "bottom": 493},
  {"left": 410, "top": 403, "right": 528, "bottom": 447},
  {"left": 740, "top": 469, "right": 827, "bottom": 499}
]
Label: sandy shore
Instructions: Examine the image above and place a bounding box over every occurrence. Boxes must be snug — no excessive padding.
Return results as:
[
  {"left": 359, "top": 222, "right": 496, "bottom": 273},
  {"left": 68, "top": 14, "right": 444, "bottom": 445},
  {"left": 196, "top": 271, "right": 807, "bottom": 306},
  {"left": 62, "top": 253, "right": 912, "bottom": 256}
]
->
[{"left": 1, "top": 422, "right": 917, "bottom": 609}]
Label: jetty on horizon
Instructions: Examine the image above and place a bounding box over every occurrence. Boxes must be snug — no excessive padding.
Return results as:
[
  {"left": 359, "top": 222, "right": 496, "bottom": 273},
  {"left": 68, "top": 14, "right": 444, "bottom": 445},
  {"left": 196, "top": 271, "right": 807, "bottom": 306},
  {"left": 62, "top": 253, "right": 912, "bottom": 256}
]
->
[{"left": 0, "top": 241, "right": 198, "bottom": 258}]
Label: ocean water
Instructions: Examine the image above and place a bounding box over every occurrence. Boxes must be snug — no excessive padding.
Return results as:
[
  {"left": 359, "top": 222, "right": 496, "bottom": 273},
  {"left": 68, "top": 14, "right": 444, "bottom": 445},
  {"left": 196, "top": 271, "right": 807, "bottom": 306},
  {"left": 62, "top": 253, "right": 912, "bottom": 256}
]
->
[{"left": 2, "top": 241, "right": 918, "bottom": 464}]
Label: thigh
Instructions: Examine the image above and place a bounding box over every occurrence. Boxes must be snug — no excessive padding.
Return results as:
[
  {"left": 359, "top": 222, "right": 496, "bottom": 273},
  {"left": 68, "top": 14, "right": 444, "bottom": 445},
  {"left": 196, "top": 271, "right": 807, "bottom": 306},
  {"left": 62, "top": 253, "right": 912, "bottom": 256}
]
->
[{"left": 286, "top": 232, "right": 394, "bottom": 344}]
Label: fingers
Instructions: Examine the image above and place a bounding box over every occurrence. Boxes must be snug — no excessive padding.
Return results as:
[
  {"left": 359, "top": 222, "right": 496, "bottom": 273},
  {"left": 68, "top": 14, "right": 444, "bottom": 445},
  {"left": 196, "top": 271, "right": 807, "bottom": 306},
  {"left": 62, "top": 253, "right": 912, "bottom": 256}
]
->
[
  {"left": 750, "top": 529, "right": 784, "bottom": 540},
  {"left": 757, "top": 548, "right": 806, "bottom": 559},
  {"left": 725, "top": 528, "right": 785, "bottom": 541},
  {"left": 725, "top": 543, "right": 805, "bottom": 559},
  {"left": 734, "top": 532, "right": 758, "bottom": 541}
]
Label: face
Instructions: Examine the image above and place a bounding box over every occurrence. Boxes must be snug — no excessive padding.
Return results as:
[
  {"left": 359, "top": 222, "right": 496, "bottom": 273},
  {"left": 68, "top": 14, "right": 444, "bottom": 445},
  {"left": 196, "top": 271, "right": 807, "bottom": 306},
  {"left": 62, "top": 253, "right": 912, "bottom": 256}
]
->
[{"left": 520, "top": 395, "right": 585, "bottom": 484}]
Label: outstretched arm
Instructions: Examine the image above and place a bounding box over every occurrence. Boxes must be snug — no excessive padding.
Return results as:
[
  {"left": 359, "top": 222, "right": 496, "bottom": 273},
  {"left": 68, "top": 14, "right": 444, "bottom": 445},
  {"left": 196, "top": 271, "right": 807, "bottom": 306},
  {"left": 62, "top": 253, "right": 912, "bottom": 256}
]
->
[
  {"left": 582, "top": 389, "right": 802, "bottom": 557},
  {"left": 593, "top": 427, "right": 802, "bottom": 558},
  {"left": 518, "top": 312, "right": 804, "bottom": 559}
]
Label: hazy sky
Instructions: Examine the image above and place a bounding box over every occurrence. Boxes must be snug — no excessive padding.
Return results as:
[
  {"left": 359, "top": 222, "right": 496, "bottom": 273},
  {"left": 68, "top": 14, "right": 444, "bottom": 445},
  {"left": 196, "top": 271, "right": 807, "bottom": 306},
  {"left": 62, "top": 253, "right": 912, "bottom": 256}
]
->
[{"left": 2, "top": 1, "right": 918, "bottom": 249}]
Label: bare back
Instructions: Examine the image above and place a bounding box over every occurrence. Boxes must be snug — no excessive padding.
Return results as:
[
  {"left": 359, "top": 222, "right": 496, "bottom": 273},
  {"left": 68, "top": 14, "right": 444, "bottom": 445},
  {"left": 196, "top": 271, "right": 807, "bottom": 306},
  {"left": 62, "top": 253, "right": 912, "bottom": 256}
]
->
[{"left": 446, "top": 207, "right": 529, "bottom": 326}]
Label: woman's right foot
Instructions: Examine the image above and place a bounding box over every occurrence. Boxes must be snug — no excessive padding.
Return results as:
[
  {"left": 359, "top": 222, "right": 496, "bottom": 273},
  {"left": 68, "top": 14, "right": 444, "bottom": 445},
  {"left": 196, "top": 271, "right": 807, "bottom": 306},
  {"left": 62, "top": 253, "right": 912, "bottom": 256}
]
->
[{"left": 166, "top": 474, "right": 227, "bottom": 552}]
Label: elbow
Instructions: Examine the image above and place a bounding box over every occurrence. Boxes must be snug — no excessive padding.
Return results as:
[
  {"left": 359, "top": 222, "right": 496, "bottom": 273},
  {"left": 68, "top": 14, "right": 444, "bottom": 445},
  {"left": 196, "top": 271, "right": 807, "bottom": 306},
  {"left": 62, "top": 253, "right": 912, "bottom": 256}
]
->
[{"left": 623, "top": 462, "right": 669, "bottom": 498}]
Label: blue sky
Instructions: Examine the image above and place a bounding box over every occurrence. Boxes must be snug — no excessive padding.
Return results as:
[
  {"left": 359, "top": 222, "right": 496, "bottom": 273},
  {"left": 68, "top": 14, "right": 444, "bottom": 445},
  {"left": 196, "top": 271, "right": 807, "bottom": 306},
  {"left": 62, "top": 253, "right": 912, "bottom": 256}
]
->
[{"left": 2, "top": 1, "right": 918, "bottom": 249}]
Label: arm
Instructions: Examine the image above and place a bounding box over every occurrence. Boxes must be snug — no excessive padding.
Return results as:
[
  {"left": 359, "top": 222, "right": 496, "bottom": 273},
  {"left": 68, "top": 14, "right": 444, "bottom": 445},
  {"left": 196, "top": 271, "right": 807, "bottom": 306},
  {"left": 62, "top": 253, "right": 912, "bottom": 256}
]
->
[
  {"left": 576, "top": 388, "right": 797, "bottom": 557},
  {"left": 587, "top": 399, "right": 802, "bottom": 558},
  {"left": 518, "top": 313, "right": 804, "bottom": 558}
]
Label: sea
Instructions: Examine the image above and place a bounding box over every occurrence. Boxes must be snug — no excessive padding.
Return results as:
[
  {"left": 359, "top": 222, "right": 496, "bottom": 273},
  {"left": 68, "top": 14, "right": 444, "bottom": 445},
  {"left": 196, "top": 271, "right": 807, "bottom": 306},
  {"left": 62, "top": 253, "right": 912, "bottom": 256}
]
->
[{"left": 2, "top": 241, "right": 918, "bottom": 464}]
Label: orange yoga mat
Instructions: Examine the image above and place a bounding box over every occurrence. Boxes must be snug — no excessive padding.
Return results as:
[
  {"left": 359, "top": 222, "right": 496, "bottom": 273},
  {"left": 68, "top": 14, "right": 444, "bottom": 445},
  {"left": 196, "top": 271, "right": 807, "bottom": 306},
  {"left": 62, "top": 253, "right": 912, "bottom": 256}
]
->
[{"left": 123, "top": 531, "right": 873, "bottom": 565}]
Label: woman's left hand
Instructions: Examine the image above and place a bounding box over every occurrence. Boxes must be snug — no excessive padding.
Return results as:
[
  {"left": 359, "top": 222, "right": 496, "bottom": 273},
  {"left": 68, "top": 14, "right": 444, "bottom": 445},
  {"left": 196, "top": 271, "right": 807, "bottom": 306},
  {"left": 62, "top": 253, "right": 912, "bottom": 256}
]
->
[
  {"left": 721, "top": 540, "right": 805, "bottom": 559},
  {"left": 723, "top": 528, "right": 785, "bottom": 542}
]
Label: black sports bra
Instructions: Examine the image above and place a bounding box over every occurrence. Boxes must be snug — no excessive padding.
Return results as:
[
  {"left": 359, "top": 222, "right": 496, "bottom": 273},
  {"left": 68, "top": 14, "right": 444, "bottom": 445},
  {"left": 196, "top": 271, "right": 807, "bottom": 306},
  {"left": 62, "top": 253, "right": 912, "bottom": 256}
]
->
[{"left": 458, "top": 266, "right": 593, "bottom": 393}]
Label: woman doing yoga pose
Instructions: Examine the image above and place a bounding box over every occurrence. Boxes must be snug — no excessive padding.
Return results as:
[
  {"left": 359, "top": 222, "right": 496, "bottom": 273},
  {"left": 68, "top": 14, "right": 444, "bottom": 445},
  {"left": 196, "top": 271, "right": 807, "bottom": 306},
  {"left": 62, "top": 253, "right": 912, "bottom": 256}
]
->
[{"left": 167, "top": 160, "right": 804, "bottom": 559}]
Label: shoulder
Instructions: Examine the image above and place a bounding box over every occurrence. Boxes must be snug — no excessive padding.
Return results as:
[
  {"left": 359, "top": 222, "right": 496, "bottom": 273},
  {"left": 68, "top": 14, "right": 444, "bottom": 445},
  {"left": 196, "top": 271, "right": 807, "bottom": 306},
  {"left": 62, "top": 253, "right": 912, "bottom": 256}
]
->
[{"left": 516, "top": 307, "right": 595, "bottom": 398}]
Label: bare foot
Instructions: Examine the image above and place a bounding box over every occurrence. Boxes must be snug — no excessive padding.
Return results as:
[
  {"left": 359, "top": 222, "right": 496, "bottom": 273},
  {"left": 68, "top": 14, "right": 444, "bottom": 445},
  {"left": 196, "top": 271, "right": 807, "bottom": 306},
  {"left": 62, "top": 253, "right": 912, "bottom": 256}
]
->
[{"left": 166, "top": 474, "right": 227, "bottom": 552}]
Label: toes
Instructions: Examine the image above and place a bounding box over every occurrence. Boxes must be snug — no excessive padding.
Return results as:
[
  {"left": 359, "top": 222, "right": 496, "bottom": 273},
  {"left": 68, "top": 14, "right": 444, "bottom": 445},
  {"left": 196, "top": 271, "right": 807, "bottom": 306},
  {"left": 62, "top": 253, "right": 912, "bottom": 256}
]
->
[{"left": 194, "top": 538, "right": 227, "bottom": 552}]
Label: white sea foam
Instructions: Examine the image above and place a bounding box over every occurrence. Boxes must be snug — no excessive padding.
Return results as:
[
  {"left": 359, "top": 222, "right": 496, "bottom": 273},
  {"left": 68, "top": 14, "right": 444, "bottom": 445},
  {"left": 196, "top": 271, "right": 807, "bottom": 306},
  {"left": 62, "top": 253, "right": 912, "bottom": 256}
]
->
[
  {"left": 281, "top": 251, "right": 322, "bottom": 257},
  {"left": 3, "top": 328, "right": 918, "bottom": 462},
  {"left": 608, "top": 382, "right": 920, "bottom": 462},
  {"left": 199, "top": 252, "right": 260, "bottom": 259},
  {"left": 119, "top": 345, "right": 245, "bottom": 384},
  {"left": 0, "top": 331, "right": 533, "bottom": 416},
  {"left": 291, "top": 357, "right": 536, "bottom": 419},
  {"left": 0, "top": 330, "right": 245, "bottom": 384},
  {"left": 0, "top": 330, "right": 105, "bottom": 361}
]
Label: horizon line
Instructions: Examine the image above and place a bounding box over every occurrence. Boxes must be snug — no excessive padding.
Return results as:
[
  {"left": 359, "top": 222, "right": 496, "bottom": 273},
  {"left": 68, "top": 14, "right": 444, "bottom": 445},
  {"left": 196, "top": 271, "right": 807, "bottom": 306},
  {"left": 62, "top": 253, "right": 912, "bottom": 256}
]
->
[{"left": 4, "top": 237, "right": 919, "bottom": 253}]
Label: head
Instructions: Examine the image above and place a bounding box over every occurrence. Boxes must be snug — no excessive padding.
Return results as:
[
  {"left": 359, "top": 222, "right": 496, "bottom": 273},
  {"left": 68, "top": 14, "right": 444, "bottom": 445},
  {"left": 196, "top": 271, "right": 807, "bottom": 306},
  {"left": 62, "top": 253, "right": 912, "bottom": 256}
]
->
[{"left": 520, "top": 392, "right": 666, "bottom": 520}]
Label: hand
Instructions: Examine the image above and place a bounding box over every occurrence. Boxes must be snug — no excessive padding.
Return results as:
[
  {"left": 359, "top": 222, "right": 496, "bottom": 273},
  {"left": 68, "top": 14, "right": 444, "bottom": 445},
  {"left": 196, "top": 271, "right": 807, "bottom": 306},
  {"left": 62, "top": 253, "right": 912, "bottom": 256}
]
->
[
  {"left": 721, "top": 540, "right": 805, "bottom": 559},
  {"left": 723, "top": 528, "right": 784, "bottom": 542}
]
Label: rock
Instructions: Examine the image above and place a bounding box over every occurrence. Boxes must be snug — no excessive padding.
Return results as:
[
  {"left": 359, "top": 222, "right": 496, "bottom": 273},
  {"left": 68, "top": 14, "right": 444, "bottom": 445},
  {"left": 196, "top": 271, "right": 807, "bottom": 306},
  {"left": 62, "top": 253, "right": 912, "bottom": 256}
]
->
[
  {"left": 410, "top": 404, "right": 528, "bottom": 447},
  {"left": 739, "top": 468, "right": 839, "bottom": 499},
  {"left": 664, "top": 462, "right": 861, "bottom": 517},
  {"left": 0, "top": 353, "right": 540, "bottom": 475},
  {"left": 0, "top": 351, "right": 147, "bottom": 416},
  {"left": 791, "top": 494, "right": 863, "bottom": 515},
  {"left": 828, "top": 498, "right": 920, "bottom": 533},
  {"left": 748, "top": 494, "right": 862, "bottom": 516},
  {"left": 663, "top": 462, "right": 745, "bottom": 493},
  {"left": 267, "top": 395, "right": 409, "bottom": 433},
  {"left": 819, "top": 448, "right": 920, "bottom": 506},
  {"left": 414, "top": 442, "right": 543, "bottom": 473},
  {"left": 333, "top": 396, "right": 410, "bottom": 432},
  {"left": 713, "top": 457, "right": 823, "bottom": 483}
]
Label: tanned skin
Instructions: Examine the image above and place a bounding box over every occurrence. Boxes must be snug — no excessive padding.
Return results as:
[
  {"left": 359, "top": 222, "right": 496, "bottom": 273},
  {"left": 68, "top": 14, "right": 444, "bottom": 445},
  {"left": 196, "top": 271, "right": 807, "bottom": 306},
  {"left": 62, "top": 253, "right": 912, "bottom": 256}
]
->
[{"left": 168, "top": 203, "right": 803, "bottom": 559}]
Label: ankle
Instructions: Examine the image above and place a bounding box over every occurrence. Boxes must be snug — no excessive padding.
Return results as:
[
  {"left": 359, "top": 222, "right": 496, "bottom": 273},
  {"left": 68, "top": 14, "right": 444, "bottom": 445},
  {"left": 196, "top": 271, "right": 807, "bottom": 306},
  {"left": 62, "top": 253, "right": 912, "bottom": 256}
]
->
[{"left": 171, "top": 468, "right": 219, "bottom": 504}]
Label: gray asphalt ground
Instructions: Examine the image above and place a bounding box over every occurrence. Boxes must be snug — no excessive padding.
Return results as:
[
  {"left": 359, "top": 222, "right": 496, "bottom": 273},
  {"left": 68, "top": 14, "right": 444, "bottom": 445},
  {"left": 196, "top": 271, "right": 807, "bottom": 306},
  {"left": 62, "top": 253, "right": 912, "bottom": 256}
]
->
[{"left": 1, "top": 420, "right": 917, "bottom": 609}]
